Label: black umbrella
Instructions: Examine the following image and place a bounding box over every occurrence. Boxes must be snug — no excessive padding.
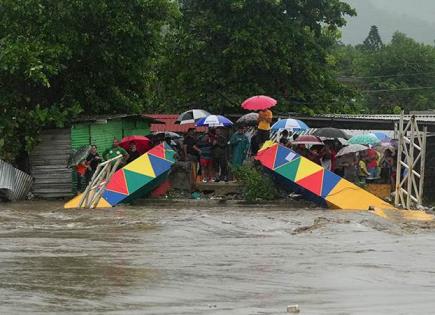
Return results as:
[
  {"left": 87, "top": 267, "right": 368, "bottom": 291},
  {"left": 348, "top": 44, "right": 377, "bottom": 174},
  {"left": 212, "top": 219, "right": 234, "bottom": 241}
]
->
[
  {"left": 153, "top": 131, "right": 182, "bottom": 139},
  {"left": 236, "top": 112, "right": 259, "bottom": 126},
  {"left": 313, "top": 128, "right": 350, "bottom": 140},
  {"left": 67, "top": 145, "right": 91, "bottom": 168}
]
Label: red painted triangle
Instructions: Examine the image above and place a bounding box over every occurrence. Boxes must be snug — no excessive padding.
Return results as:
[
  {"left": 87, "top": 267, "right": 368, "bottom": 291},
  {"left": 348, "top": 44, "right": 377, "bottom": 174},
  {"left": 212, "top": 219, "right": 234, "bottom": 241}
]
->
[
  {"left": 296, "top": 169, "right": 324, "bottom": 196},
  {"left": 105, "top": 170, "right": 129, "bottom": 195},
  {"left": 255, "top": 144, "right": 278, "bottom": 170},
  {"left": 147, "top": 144, "right": 165, "bottom": 159}
]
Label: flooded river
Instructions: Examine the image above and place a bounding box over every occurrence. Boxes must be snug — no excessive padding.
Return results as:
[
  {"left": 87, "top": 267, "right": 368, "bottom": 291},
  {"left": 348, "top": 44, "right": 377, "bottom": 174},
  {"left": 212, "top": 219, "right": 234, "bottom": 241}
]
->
[{"left": 0, "top": 201, "right": 435, "bottom": 314}]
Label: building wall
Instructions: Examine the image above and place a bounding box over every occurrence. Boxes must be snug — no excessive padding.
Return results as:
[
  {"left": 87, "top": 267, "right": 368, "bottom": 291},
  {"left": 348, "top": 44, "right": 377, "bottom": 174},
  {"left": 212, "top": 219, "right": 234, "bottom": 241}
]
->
[
  {"left": 424, "top": 134, "right": 435, "bottom": 204},
  {"left": 30, "top": 129, "right": 73, "bottom": 198}
]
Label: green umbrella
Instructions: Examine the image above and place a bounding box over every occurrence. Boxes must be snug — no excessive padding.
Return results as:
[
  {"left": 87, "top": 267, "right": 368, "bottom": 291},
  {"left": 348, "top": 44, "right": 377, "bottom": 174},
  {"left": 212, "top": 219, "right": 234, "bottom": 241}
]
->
[{"left": 348, "top": 133, "right": 380, "bottom": 146}]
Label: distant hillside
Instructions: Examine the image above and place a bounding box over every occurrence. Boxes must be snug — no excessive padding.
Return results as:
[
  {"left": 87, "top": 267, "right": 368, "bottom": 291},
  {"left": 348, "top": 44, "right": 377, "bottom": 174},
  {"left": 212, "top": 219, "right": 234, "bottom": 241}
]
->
[{"left": 341, "top": 0, "right": 435, "bottom": 45}]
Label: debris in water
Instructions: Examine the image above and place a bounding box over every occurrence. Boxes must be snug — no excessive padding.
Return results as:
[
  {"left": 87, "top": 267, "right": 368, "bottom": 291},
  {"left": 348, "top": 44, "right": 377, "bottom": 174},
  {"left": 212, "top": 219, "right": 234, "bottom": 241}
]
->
[{"left": 287, "top": 304, "right": 300, "bottom": 313}]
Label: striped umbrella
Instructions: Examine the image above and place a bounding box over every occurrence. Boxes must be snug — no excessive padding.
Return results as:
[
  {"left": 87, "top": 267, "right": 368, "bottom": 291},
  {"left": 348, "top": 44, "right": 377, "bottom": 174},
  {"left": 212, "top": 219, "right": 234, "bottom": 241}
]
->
[
  {"left": 176, "top": 109, "right": 210, "bottom": 125},
  {"left": 195, "top": 115, "right": 233, "bottom": 127},
  {"left": 271, "top": 118, "right": 309, "bottom": 131}
]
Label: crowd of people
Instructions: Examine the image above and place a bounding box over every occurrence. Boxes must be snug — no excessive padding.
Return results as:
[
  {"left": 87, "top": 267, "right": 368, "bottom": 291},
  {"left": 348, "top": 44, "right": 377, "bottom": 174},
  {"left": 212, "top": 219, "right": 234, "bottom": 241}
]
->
[
  {"left": 276, "top": 130, "right": 397, "bottom": 187},
  {"left": 74, "top": 108, "right": 397, "bottom": 192}
]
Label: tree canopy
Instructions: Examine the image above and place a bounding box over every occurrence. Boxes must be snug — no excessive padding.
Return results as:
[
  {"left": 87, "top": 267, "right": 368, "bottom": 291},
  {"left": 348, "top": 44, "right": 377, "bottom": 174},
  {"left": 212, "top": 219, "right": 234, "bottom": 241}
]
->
[
  {"left": 0, "top": 0, "right": 177, "bottom": 161},
  {"left": 335, "top": 31, "right": 435, "bottom": 113},
  {"left": 157, "top": 0, "right": 356, "bottom": 114}
]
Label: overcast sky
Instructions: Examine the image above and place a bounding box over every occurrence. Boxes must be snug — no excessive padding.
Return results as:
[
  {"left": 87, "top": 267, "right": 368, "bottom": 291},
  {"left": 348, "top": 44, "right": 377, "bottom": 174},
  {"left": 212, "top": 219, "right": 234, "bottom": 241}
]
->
[{"left": 341, "top": 0, "right": 435, "bottom": 45}]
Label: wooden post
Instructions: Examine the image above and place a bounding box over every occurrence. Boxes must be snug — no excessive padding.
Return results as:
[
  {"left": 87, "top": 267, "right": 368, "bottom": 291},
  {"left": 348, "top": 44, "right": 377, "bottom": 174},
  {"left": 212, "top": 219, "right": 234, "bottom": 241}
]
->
[
  {"left": 394, "top": 112, "right": 404, "bottom": 207},
  {"left": 418, "top": 126, "right": 427, "bottom": 207}
]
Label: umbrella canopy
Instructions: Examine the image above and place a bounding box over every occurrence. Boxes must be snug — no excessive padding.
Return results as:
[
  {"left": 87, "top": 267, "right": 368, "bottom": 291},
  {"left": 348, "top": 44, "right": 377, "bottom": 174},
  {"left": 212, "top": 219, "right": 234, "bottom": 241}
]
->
[
  {"left": 67, "top": 145, "right": 91, "bottom": 168},
  {"left": 119, "top": 135, "right": 151, "bottom": 154},
  {"left": 236, "top": 112, "right": 259, "bottom": 126},
  {"left": 336, "top": 144, "right": 369, "bottom": 157},
  {"left": 373, "top": 131, "right": 391, "bottom": 143},
  {"left": 348, "top": 133, "right": 381, "bottom": 146},
  {"left": 271, "top": 118, "right": 309, "bottom": 131},
  {"left": 313, "top": 127, "right": 350, "bottom": 140},
  {"left": 241, "top": 95, "right": 277, "bottom": 111},
  {"left": 176, "top": 109, "right": 210, "bottom": 125},
  {"left": 153, "top": 131, "right": 182, "bottom": 139},
  {"left": 195, "top": 115, "right": 233, "bottom": 127},
  {"left": 291, "top": 135, "right": 323, "bottom": 146}
]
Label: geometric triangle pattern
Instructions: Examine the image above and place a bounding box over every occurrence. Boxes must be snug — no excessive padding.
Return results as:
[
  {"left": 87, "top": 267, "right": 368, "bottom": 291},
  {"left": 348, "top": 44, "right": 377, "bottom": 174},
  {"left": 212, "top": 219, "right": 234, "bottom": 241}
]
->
[
  {"left": 296, "top": 169, "right": 324, "bottom": 196},
  {"left": 148, "top": 154, "right": 173, "bottom": 177},
  {"left": 102, "top": 189, "right": 129, "bottom": 206},
  {"left": 255, "top": 143, "right": 395, "bottom": 211},
  {"left": 147, "top": 144, "right": 166, "bottom": 159},
  {"left": 274, "top": 145, "right": 299, "bottom": 170},
  {"left": 294, "top": 157, "right": 323, "bottom": 182},
  {"left": 321, "top": 171, "right": 342, "bottom": 198},
  {"left": 124, "top": 154, "right": 156, "bottom": 178},
  {"left": 105, "top": 170, "right": 129, "bottom": 195},
  {"left": 255, "top": 143, "right": 278, "bottom": 170},
  {"left": 124, "top": 169, "right": 154, "bottom": 194},
  {"left": 275, "top": 158, "right": 301, "bottom": 182}
]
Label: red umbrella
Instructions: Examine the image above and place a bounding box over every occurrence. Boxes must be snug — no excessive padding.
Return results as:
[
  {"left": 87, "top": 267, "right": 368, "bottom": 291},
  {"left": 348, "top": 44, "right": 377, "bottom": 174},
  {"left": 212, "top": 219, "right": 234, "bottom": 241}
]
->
[
  {"left": 119, "top": 135, "right": 151, "bottom": 154},
  {"left": 241, "top": 95, "right": 277, "bottom": 111},
  {"left": 292, "top": 135, "right": 324, "bottom": 146}
]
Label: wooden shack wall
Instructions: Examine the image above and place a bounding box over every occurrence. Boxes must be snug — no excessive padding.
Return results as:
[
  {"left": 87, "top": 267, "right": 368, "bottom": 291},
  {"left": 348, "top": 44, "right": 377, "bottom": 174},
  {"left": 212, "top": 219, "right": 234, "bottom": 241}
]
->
[
  {"left": 30, "top": 129, "right": 73, "bottom": 198},
  {"left": 424, "top": 133, "right": 435, "bottom": 204}
]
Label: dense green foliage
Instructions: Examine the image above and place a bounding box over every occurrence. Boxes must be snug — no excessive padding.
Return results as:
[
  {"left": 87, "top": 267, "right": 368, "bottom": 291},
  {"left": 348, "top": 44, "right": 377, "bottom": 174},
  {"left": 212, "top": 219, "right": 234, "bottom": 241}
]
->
[
  {"left": 2, "top": 1, "right": 435, "bottom": 163},
  {"left": 157, "top": 0, "right": 356, "bottom": 114},
  {"left": 0, "top": 0, "right": 177, "bottom": 161},
  {"left": 335, "top": 31, "right": 435, "bottom": 113},
  {"left": 232, "top": 164, "right": 278, "bottom": 201}
]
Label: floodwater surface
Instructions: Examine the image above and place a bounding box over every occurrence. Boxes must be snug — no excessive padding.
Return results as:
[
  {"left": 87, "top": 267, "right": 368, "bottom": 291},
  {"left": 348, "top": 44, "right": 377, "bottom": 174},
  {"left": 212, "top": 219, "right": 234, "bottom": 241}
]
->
[{"left": 0, "top": 201, "right": 435, "bottom": 314}]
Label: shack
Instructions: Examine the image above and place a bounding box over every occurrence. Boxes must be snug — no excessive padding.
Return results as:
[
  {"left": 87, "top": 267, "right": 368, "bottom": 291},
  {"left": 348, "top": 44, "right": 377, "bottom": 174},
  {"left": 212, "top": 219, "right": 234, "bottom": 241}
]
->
[{"left": 30, "top": 114, "right": 158, "bottom": 198}]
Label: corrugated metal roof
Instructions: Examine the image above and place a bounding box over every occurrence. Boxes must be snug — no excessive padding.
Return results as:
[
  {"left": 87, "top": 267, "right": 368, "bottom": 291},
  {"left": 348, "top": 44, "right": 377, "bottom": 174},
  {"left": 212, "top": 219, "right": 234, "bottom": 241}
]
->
[
  {"left": 0, "top": 160, "right": 33, "bottom": 201},
  {"left": 74, "top": 114, "right": 162, "bottom": 124},
  {"left": 318, "top": 114, "right": 435, "bottom": 122}
]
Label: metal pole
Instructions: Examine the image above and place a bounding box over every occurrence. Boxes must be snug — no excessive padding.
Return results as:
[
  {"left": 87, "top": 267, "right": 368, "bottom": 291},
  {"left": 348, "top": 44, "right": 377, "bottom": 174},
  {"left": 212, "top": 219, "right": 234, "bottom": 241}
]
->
[
  {"left": 418, "top": 126, "right": 427, "bottom": 207},
  {"left": 395, "top": 112, "right": 404, "bottom": 207}
]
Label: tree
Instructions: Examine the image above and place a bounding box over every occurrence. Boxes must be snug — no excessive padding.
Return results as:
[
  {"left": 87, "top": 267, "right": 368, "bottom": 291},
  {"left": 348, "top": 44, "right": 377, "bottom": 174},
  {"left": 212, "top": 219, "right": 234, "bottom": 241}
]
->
[
  {"left": 362, "top": 25, "right": 384, "bottom": 51},
  {"left": 358, "top": 32, "right": 435, "bottom": 113},
  {"left": 0, "top": 0, "right": 177, "bottom": 162},
  {"left": 156, "top": 0, "right": 356, "bottom": 114}
]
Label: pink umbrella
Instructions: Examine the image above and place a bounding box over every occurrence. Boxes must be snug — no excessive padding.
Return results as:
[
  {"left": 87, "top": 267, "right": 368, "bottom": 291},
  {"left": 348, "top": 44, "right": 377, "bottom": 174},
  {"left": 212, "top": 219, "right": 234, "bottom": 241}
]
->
[
  {"left": 292, "top": 135, "right": 324, "bottom": 146},
  {"left": 241, "top": 95, "right": 277, "bottom": 111}
]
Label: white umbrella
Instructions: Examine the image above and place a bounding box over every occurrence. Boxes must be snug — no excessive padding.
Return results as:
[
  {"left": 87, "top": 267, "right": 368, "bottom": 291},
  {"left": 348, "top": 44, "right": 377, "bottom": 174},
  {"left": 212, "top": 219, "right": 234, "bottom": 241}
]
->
[
  {"left": 336, "top": 144, "right": 368, "bottom": 157},
  {"left": 176, "top": 109, "right": 210, "bottom": 125}
]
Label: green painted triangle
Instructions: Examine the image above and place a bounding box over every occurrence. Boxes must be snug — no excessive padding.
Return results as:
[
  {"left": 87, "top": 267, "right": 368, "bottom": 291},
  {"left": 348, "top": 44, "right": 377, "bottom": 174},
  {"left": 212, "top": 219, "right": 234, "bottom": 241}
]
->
[
  {"left": 124, "top": 169, "right": 154, "bottom": 194},
  {"left": 165, "top": 150, "right": 176, "bottom": 162},
  {"left": 275, "top": 158, "right": 301, "bottom": 181}
]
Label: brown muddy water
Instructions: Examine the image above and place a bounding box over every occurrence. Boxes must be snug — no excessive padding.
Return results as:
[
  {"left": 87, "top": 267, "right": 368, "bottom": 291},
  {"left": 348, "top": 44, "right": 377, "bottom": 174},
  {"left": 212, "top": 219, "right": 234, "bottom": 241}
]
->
[{"left": 0, "top": 201, "right": 435, "bottom": 314}]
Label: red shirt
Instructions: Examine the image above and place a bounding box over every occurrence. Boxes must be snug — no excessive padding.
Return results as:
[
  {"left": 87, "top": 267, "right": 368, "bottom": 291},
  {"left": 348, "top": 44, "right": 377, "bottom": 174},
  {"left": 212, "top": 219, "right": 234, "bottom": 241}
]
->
[{"left": 367, "top": 149, "right": 378, "bottom": 169}]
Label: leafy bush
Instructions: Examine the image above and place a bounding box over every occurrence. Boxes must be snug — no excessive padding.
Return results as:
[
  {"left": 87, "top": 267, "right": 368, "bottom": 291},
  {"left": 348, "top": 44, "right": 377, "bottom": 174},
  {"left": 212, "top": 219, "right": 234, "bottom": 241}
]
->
[{"left": 232, "top": 163, "right": 279, "bottom": 202}]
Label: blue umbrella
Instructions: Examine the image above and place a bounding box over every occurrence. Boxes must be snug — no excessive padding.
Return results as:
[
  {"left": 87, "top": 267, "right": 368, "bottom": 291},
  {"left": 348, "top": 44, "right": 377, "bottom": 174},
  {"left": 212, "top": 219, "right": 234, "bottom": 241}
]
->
[
  {"left": 271, "top": 118, "right": 309, "bottom": 131},
  {"left": 195, "top": 115, "right": 233, "bottom": 127},
  {"left": 373, "top": 132, "right": 391, "bottom": 142}
]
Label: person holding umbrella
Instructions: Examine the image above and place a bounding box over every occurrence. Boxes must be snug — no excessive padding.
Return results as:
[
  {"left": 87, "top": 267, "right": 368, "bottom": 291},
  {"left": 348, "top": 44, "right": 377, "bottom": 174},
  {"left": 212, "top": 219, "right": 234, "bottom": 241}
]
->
[
  {"left": 85, "top": 145, "right": 102, "bottom": 185},
  {"left": 241, "top": 95, "right": 276, "bottom": 154}
]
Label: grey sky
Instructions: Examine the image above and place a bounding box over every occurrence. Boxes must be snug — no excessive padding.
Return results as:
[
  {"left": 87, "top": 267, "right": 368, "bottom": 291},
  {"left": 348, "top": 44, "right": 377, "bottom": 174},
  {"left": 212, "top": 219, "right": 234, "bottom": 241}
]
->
[{"left": 341, "top": 0, "right": 435, "bottom": 45}]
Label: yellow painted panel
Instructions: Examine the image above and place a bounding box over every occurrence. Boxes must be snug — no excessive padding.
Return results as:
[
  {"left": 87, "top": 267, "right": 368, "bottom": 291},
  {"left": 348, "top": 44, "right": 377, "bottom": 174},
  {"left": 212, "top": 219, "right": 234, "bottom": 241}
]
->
[
  {"left": 64, "top": 194, "right": 112, "bottom": 209},
  {"left": 325, "top": 179, "right": 394, "bottom": 210},
  {"left": 294, "top": 158, "right": 323, "bottom": 182},
  {"left": 123, "top": 154, "right": 156, "bottom": 178},
  {"left": 371, "top": 208, "right": 433, "bottom": 222}
]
